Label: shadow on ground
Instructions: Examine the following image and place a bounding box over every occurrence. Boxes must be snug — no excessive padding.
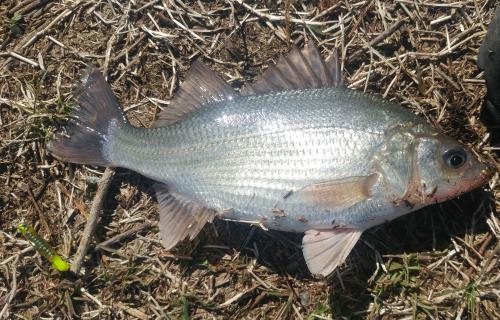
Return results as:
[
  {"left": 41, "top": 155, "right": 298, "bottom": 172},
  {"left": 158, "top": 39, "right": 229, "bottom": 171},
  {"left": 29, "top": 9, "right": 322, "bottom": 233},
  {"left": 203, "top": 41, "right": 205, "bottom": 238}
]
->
[
  {"left": 200, "top": 188, "right": 492, "bottom": 316},
  {"left": 92, "top": 170, "right": 493, "bottom": 316}
]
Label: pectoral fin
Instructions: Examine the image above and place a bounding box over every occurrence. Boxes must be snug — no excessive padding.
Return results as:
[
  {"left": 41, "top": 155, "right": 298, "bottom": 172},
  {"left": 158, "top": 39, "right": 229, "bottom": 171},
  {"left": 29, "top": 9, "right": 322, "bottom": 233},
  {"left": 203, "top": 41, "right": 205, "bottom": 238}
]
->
[
  {"left": 302, "top": 228, "right": 362, "bottom": 276},
  {"left": 291, "top": 174, "right": 379, "bottom": 208}
]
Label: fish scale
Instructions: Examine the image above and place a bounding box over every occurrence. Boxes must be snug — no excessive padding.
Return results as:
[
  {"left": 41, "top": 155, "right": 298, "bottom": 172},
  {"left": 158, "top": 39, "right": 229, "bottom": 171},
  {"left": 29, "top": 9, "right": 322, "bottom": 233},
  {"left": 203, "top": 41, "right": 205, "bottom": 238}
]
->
[
  {"left": 107, "top": 87, "right": 415, "bottom": 230},
  {"left": 48, "top": 44, "right": 489, "bottom": 276}
]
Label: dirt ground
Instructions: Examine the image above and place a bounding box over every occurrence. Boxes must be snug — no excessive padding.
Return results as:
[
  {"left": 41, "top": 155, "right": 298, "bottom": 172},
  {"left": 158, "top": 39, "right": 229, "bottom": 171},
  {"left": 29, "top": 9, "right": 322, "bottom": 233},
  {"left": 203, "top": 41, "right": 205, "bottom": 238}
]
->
[{"left": 1, "top": 0, "right": 499, "bottom": 319}]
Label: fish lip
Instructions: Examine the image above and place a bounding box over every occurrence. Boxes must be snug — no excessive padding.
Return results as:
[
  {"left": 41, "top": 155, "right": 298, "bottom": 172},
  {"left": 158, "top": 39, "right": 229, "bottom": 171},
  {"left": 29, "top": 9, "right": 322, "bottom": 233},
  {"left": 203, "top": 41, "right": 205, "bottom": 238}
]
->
[
  {"left": 431, "top": 164, "right": 492, "bottom": 203},
  {"left": 465, "top": 172, "right": 491, "bottom": 195},
  {"left": 483, "top": 161, "right": 497, "bottom": 178},
  {"left": 472, "top": 159, "right": 495, "bottom": 186},
  {"left": 475, "top": 165, "right": 494, "bottom": 188}
]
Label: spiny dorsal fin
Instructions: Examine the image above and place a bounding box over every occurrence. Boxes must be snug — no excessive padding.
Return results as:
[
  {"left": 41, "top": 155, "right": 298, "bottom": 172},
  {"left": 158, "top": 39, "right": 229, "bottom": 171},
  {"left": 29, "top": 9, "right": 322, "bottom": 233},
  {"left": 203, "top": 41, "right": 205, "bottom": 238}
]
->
[
  {"left": 154, "top": 61, "right": 238, "bottom": 127},
  {"left": 155, "top": 183, "right": 217, "bottom": 249},
  {"left": 241, "top": 43, "right": 343, "bottom": 95},
  {"left": 325, "top": 49, "right": 342, "bottom": 87}
]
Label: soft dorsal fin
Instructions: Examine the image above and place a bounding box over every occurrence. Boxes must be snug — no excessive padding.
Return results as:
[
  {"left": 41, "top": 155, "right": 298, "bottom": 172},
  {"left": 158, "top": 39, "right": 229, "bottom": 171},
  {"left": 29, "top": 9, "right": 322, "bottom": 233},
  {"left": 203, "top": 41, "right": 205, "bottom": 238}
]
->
[
  {"left": 241, "top": 43, "right": 343, "bottom": 95},
  {"left": 302, "top": 228, "right": 362, "bottom": 276},
  {"left": 154, "top": 61, "right": 238, "bottom": 127},
  {"left": 154, "top": 183, "right": 217, "bottom": 249}
]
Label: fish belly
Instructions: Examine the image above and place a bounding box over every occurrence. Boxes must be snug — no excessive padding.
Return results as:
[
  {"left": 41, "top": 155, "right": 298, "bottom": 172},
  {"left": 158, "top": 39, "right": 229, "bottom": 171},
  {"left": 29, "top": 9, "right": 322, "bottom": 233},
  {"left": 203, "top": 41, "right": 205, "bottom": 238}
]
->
[{"left": 107, "top": 88, "right": 425, "bottom": 232}]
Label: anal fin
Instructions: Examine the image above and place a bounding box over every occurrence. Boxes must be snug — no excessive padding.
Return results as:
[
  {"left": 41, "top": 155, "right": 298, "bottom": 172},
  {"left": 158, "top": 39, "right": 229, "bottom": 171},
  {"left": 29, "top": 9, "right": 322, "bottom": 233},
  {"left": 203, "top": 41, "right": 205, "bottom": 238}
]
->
[
  {"left": 302, "top": 228, "right": 362, "bottom": 276},
  {"left": 155, "top": 183, "right": 217, "bottom": 250}
]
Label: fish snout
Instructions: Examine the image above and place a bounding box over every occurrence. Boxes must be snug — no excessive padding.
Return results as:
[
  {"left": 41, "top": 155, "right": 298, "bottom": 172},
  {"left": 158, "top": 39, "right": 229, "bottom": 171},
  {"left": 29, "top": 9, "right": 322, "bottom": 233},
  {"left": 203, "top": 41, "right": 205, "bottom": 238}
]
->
[{"left": 432, "top": 159, "right": 493, "bottom": 203}]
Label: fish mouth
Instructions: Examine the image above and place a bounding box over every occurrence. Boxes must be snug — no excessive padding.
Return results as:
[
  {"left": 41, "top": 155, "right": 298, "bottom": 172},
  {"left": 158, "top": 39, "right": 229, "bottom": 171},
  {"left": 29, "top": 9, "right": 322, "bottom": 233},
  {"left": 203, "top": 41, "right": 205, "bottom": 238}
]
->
[
  {"left": 467, "top": 164, "right": 493, "bottom": 190},
  {"left": 433, "top": 163, "right": 493, "bottom": 203}
]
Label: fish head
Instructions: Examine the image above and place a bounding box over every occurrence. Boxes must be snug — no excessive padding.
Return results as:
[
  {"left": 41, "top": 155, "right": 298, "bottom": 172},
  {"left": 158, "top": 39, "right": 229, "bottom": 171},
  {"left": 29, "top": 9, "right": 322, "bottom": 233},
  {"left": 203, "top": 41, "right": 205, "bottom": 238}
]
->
[{"left": 405, "top": 134, "right": 491, "bottom": 205}]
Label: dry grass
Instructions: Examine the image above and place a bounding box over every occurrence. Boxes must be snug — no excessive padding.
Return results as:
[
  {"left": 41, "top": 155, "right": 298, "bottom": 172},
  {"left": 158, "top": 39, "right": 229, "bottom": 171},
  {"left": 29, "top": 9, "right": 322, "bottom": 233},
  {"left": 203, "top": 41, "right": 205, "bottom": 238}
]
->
[{"left": 1, "top": 0, "right": 499, "bottom": 319}]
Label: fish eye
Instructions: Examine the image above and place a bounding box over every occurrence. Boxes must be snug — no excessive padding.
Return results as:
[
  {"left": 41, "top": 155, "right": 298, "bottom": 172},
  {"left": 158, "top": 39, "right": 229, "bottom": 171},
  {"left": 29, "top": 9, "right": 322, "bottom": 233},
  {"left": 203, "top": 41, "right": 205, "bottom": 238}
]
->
[{"left": 443, "top": 148, "right": 467, "bottom": 169}]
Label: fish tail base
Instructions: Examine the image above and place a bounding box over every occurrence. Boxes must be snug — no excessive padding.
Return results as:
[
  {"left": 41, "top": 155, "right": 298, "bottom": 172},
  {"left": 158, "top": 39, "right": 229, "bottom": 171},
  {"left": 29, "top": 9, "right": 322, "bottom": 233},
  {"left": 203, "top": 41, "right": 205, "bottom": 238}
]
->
[{"left": 47, "top": 65, "right": 128, "bottom": 166}]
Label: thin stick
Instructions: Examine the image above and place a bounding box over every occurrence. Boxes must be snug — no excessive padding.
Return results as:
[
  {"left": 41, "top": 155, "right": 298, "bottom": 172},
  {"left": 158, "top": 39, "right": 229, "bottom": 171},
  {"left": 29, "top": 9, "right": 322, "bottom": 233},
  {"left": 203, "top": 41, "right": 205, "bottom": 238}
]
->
[
  {"left": 71, "top": 32, "right": 122, "bottom": 273},
  {"left": 478, "top": 242, "right": 500, "bottom": 282},
  {"left": 26, "top": 186, "right": 50, "bottom": 234},
  {"left": 8, "top": 51, "right": 40, "bottom": 68},
  {"left": 351, "top": 19, "right": 407, "bottom": 58},
  {"left": 70, "top": 168, "right": 115, "bottom": 274},
  {"left": 96, "top": 222, "right": 155, "bottom": 249},
  {"left": 9, "top": 0, "right": 52, "bottom": 16},
  {"left": 368, "top": 19, "right": 407, "bottom": 47},
  {"left": 0, "top": 256, "right": 18, "bottom": 318},
  {"left": 21, "top": 3, "right": 81, "bottom": 49},
  {"left": 234, "top": 0, "right": 338, "bottom": 26},
  {"left": 112, "top": 34, "right": 146, "bottom": 63}
]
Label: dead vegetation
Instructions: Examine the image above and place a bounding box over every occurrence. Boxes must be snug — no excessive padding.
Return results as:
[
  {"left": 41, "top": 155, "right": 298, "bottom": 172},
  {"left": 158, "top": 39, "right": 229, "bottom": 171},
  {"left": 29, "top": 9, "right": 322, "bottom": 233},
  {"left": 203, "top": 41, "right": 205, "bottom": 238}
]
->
[{"left": 0, "top": 0, "right": 499, "bottom": 319}]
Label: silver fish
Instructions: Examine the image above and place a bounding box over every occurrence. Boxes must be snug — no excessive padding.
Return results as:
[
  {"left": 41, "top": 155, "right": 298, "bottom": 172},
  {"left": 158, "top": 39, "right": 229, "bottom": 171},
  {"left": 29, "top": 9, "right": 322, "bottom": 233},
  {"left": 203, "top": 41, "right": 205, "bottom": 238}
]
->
[{"left": 48, "top": 44, "right": 490, "bottom": 276}]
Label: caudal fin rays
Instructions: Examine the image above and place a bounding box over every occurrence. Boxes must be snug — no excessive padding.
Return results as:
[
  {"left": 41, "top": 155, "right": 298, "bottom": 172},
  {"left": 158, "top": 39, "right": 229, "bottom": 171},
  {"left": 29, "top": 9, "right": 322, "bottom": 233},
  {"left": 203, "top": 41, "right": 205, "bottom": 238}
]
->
[{"left": 47, "top": 65, "right": 127, "bottom": 166}]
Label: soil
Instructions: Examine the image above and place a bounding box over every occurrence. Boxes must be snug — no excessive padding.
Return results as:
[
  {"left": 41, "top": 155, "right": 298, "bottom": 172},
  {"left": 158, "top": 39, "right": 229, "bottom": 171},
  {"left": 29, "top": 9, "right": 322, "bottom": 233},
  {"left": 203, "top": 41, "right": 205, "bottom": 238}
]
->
[{"left": 0, "top": 1, "right": 499, "bottom": 319}]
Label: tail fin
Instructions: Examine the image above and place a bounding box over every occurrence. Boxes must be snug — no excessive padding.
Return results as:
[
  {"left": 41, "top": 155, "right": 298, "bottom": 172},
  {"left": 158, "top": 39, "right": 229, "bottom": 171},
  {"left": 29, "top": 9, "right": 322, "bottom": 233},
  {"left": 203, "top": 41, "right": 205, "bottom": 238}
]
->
[{"left": 47, "top": 65, "right": 128, "bottom": 166}]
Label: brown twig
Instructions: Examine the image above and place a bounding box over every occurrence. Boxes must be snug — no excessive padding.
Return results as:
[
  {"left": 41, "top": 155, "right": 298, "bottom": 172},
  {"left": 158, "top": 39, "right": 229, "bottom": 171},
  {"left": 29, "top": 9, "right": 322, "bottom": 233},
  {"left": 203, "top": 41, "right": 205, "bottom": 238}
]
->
[
  {"left": 96, "top": 221, "right": 156, "bottom": 249},
  {"left": 479, "top": 233, "right": 494, "bottom": 255},
  {"left": 71, "top": 15, "right": 126, "bottom": 272},
  {"left": 8, "top": 0, "right": 51, "bottom": 17},
  {"left": 70, "top": 168, "right": 115, "bottom": 274},
  {"left": 26, "top": 186, "right": 50, "bottom": 234},
  {"left": 351, "top": 19, "right": 408, "bottom": 59},
  {"left": 0, "top": 256, "right": 18, "bottom": 318},
  {"left": 112, "top": 33, "right": 146, "bottom": 63}
]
